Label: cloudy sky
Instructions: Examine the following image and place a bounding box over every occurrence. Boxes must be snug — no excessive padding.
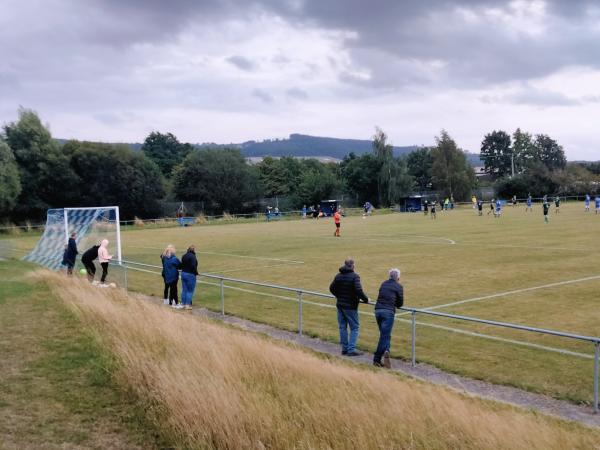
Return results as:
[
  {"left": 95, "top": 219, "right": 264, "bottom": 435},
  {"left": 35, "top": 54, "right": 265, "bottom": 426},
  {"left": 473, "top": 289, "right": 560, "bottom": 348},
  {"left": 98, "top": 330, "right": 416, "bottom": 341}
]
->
[{"left": 1, "top": 0, "right": 600, "bottom": 159}]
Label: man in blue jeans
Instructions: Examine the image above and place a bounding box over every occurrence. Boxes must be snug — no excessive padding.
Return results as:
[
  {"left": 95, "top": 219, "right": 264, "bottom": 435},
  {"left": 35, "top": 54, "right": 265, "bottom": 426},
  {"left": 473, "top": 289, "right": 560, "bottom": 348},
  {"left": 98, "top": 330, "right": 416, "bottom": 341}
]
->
[
  {"left": 329, "top": 259, "right": 369, "bottom": 356},
  {"left": 373, "top": 268, "right": 404, "bottom": 368}
]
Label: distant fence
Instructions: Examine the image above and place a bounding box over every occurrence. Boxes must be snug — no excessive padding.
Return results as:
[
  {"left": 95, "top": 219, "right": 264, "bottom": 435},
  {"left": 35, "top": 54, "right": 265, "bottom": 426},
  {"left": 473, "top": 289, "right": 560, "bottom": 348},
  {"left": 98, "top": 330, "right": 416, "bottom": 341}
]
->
[
  {"left": 118, "top": 258, "right": 600, "bottom": 413},
  {"left": 1, "top": 195, "right": 595, "bottom": 234}
]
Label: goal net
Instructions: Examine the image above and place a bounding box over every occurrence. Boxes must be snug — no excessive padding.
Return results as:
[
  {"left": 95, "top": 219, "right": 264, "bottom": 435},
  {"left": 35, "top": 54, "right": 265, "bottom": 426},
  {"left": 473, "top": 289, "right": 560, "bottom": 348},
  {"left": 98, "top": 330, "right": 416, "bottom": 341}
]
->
[{"left": 23, "top": 207, "right": 122, "bottom": 275}]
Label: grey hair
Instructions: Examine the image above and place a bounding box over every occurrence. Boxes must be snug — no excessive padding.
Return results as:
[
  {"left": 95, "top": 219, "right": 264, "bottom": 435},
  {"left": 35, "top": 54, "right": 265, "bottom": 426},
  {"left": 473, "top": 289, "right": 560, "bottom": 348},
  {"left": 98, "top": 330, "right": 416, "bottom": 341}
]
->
[{"left": 389, "top": 268, "right": 401, "bottom": 280}]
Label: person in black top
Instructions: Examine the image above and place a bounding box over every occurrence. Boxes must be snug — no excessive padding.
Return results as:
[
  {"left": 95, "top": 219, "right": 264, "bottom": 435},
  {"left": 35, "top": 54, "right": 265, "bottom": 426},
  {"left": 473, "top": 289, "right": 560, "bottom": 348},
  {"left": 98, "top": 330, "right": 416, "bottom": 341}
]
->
[
  {"left": 373, "top": 268, "right": 404, "bottom": 368},
  {"left": 180, "top": 245, "right": 199, "bottom": 310},
  {"left": 61, "top": 232, "right": 78, "bottom": 275},
  {"left": 477, "top": 200, "right": 483, "bottom": 216},
  {"left": 329, "top": 259, "right": 369, "bottom": 356},
  {"left": 81, "top": 243, "right": 100, "bottom": 282}
]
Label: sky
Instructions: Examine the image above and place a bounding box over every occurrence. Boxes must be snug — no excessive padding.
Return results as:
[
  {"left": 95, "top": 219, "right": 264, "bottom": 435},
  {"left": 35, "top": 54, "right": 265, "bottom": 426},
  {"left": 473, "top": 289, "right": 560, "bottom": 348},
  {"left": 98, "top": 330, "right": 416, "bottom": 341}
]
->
[{"left": 1, "top": 0, "right": 600, "bottom": 159}]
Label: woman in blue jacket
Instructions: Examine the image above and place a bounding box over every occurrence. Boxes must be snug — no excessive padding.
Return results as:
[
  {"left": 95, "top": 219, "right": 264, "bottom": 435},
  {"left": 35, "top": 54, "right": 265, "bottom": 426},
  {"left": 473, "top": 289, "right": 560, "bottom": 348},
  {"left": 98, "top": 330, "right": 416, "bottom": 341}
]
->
[{"left": 161, "top": 245, "right": 181, "bottom": 308}]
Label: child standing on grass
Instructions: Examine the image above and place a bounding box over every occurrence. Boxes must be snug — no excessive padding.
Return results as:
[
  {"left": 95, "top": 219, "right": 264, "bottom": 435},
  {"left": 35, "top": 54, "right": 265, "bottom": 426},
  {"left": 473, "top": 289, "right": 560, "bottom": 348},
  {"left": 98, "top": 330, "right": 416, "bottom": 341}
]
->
[
  {"left": 98, "top": 239, "right": 113, "bottom": 283},
  {"left": 526, "top": 194, "right": 533, "bottom": 212},
  {"left": 555, "top": 196, "right": 560, "bottom": 214},
  {"left": 430, "top": 201, "right": 436, "bottom": 219}
]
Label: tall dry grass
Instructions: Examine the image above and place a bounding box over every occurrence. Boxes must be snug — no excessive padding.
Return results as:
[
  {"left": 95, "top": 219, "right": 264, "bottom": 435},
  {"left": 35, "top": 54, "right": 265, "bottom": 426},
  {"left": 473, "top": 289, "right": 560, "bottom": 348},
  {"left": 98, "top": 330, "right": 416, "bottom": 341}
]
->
[{"left": 38, "top": 272, "right": 600, "bottom": 450}]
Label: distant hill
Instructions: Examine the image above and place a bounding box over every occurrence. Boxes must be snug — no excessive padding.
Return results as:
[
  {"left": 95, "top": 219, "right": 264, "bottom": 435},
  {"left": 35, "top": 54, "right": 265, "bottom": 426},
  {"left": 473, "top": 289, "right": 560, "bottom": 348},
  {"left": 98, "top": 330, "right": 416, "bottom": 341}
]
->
[
  {"left": 236, "top": 133, "right": 419, "bottom": 159},
  {"left": 56, "top": 134, "right": 484, "bottom": 166}
]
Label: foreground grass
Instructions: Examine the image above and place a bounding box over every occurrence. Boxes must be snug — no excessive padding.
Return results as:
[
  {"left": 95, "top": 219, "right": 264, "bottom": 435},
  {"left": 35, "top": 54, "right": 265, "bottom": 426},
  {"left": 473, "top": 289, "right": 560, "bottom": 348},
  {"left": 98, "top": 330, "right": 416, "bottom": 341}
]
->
[
  {"left": 39, "top": 271, "right": 600, "bottom": 450},
  {"left": 0, "top": 261, "right": 163, "bottom": 449}
]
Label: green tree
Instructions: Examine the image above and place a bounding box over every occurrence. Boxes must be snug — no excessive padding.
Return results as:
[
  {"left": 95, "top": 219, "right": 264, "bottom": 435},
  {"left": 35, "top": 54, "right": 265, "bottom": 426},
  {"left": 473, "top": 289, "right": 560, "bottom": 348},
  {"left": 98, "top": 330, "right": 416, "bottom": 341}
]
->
[
  {"left": 3, "top": 108, "right": 79, "bottom": 219},
  {"left": 66, "top": 141, "right": 165, "bottom": 219},
  {"left": 257, "top": 156, "right": 288, "bottom": 198},
  {"left": 388, "top": 157, "right": 415, "bottom": 203},
  {"left": 431, "top": 130, "right": 475, "bottom": 201},
  {"left": 406, "top": 147, "right": 433, "bottom": 192},
  {"left": 480, "top": 130, "right": 512, "bottom": 178},
  {"left": 340, "top": 153, "right": 380, "bottom": 206},
  {"left": 0, "top": 140, "right": 21, "bottom": 216},
  {"left": 512, "top": 128, "right": 535, "bottom": 171},
  {"left": 141, "top": 131, "right": 192, "bottom": 177},
  {"left": 294, "top": 164, "right": 342, "bottom": 206},
  {"left": 173, "top": 148, "right": 262, "bottom": 213},
  {"left": 372, "top": 127, "right": 395, "bottom": 206},
  {"left": 533, "top": 134, "right": 567, "bottom": 171}
]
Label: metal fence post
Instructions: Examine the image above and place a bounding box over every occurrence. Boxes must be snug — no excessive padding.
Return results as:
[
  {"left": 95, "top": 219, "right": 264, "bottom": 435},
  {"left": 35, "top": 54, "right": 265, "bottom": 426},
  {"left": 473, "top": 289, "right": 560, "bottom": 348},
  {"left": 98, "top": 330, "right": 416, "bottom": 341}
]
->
[
  {"left": 594, "top": 342, "right": 599, "bottom": 414},
  {"left": 298, "top": 291, "right": 303, "bottom": 335},
  {"left": 411, "top": 311, "right": 417, "bottom": 367},
  {"left": 220, "top": 278, "right": 225, "bottom": 315}
]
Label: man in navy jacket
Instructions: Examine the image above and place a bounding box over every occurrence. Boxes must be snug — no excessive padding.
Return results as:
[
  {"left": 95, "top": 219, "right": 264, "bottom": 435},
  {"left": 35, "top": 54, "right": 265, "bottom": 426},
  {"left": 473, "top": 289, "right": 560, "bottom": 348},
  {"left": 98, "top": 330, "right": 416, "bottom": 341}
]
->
[
  {"left": 373, "top": 268, "right": 404, "bottom": 368},
  {"left": 329, "top": 259, "right": 369, "bottom": 356}
]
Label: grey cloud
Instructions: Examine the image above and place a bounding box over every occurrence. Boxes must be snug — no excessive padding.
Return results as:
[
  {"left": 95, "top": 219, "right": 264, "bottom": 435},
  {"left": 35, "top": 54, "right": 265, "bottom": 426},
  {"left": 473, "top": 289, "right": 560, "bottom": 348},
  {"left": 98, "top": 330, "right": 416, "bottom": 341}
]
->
[
  {"left": 479, "top": 87, "right": 579, "bottom": 107},
  {"left": 285, "top": 87, "right": 309, "bottom": 100},
  {"left": 252, "top": 88, "right": 274, "bottom": 103},
  {"left": 227, "top": 55, "right": 257, "bottom": 71}
]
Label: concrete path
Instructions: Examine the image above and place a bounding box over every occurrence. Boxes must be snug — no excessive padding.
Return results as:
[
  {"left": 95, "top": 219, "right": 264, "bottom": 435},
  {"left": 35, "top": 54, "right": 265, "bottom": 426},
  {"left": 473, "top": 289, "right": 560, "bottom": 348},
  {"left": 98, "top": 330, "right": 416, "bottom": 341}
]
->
[{"left": 147, "top": 296, "right": 600, "bottom": 429}]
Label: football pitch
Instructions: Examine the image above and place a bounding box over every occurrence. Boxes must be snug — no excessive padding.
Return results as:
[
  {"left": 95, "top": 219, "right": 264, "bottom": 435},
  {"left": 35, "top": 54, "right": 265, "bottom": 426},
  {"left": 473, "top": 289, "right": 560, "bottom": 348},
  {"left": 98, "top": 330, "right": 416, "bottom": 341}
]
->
[{"left": 7, "top": 201, "right": 600, "bottom": 405}]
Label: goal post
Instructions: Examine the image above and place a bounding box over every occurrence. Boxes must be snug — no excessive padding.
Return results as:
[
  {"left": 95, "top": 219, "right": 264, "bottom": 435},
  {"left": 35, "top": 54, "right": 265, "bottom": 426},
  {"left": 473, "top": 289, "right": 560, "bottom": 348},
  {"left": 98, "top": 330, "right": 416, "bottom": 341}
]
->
[{"left": 24, "top": 206, "right": 122, "bottom": 271}]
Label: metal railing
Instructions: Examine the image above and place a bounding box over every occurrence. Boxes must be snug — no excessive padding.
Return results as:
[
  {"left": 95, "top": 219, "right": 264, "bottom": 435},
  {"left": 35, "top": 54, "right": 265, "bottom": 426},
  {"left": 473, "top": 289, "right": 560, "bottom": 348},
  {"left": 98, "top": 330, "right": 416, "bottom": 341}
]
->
[{"left": 118, "top": 258, "right": 600, "bottom": 413}]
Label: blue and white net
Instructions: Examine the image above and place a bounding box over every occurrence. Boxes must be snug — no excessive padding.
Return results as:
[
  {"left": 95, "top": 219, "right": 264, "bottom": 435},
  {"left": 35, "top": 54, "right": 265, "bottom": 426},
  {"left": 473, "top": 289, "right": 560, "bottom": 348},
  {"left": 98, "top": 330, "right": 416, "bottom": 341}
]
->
[{"left": 23, "top": 208, "right": 118, "bottom": 271}]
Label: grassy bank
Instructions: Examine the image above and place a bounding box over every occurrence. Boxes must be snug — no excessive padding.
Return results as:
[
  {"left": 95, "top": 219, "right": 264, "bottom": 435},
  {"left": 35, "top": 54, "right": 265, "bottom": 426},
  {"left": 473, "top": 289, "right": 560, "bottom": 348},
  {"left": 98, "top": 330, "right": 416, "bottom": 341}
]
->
[
  {"left": 39, "top": 270, "right": 600, "bottom": 449},
  {"left": 0, "top": 261, "right": 164, "bottom": 449}
]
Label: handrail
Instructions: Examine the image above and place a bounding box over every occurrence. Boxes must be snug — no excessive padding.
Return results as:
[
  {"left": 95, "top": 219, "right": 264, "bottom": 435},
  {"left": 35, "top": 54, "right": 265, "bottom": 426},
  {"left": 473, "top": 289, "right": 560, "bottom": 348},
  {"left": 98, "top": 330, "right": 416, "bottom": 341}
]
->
[
  {"left": 119, "top": 258, "right": 600, "bottom": 343},
  {"left": 398, "top": 307, "right": 600, "bottom": 344}
]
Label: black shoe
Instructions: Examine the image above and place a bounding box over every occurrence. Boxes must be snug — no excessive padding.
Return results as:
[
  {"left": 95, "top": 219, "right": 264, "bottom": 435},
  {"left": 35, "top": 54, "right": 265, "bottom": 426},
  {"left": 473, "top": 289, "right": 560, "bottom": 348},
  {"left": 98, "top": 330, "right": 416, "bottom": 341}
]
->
[
  {"left": 341, "top": 350, "right": 348, "bottom": 355},
  {"left": 346, "top": 351, "right": 363, "bottom": 357},
  {"left": 373, "top": 361, "right": 383, "bottom": 367}
]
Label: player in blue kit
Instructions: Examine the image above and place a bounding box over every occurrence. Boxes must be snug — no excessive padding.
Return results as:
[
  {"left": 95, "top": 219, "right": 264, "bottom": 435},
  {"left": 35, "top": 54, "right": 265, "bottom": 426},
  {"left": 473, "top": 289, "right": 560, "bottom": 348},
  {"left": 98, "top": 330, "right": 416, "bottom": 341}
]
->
[
  {"left": 494, "top": 198, "right": 501, "bottom": 218},
  {"left": 526, "top": 194, "right": 533, "bottom": 212},
  {"left": 585, "top": 194, "right": 590, "bottom": 212},
  {"left": 595, "top": 196, "right": 600, "bottom": 215}
]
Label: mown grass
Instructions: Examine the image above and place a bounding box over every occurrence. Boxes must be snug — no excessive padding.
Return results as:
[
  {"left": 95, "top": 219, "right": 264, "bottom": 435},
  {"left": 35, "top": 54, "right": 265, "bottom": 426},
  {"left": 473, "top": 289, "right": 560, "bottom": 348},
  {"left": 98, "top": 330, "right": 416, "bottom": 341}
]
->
[
  {"left": 37, "top": 270, "right": 600, "bottom": 450},
  {"left": 0, "top": 261, "right": 165, "bottom": 449},
  {"left": 7, "top": 201, "right": 600, "bottom": 405}
]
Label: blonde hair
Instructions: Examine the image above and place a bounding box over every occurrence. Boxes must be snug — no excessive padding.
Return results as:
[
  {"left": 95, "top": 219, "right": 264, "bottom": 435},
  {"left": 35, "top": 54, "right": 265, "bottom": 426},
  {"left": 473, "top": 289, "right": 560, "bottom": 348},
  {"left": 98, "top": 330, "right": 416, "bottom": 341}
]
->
[{"left": 162, "top": 244, "right": 176, "bottom": 257}]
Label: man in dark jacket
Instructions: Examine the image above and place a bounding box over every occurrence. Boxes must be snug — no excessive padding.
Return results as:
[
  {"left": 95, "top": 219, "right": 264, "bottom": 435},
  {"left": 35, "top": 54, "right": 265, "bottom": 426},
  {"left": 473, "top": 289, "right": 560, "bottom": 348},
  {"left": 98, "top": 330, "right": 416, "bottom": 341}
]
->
[
  {"left": 81, "top": 244, "right": 100, "bottom": 283},
  {"left": 329, "top": 259, "right": 369, "bottom": 356},
  {"left": 180, "top": 245, "right": 199, "bottom": 310},
  {"left": 61, "top": 232, "right": 78, "bottom": 275},
  {"left": 373, "top": 268, "right": 404, "bottom": 368}
]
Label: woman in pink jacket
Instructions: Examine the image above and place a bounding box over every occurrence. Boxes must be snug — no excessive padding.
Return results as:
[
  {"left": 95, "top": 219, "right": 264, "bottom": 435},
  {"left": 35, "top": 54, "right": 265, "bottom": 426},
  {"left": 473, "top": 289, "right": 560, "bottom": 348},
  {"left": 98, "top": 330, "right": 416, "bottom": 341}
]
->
[{"left": 98, "top": 239, "right": 113, "bottom": 283}]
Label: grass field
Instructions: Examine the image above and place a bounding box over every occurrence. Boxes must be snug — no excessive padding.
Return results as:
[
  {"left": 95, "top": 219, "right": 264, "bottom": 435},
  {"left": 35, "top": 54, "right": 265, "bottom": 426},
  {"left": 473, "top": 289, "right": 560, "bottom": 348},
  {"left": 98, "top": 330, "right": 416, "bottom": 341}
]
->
[
  {"left": 5, "top": 201, "right": 600, "bottom": 405},
  {"left": 0, "top": 260, "right": 164, "bottom": 449}
]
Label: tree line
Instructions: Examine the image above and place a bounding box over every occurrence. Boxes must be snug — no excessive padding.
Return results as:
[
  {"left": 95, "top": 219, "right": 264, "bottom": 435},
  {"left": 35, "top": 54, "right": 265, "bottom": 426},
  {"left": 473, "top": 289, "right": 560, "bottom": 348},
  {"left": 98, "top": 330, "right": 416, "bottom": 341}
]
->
[
  {"left": 2, "top": 107, "right": 595, "bottom": 222},
  {"left": 480, "top": 129, "right": 600, "bottom": 198}
]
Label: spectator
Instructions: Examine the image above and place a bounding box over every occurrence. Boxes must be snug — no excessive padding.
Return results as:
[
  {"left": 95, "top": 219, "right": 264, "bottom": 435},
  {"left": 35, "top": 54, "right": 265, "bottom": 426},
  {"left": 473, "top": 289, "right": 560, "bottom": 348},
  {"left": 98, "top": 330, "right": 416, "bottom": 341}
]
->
[
  {"left": 81, "top": 243, "right": 100, "bottom": 283},
  {"left": 180, "top": 245, "right": 199, "bottom": 310},
  {"left": 161, "top": 245, "right": 181, "bottom": 307},
  {"left": 98, "top": 239, "right": 113, "bottom": 283},
  {"left": 373, "top": 268, "right": 404, "bottom": 368},
  {"left": 61, "top": 232, "right": 78, "bottom": 275},
  {"left": 160, "top": 245, "right": 176, "bottom": 304},
  {"left": 329, "top": 259, "right": 369, "bottom": 356}
]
